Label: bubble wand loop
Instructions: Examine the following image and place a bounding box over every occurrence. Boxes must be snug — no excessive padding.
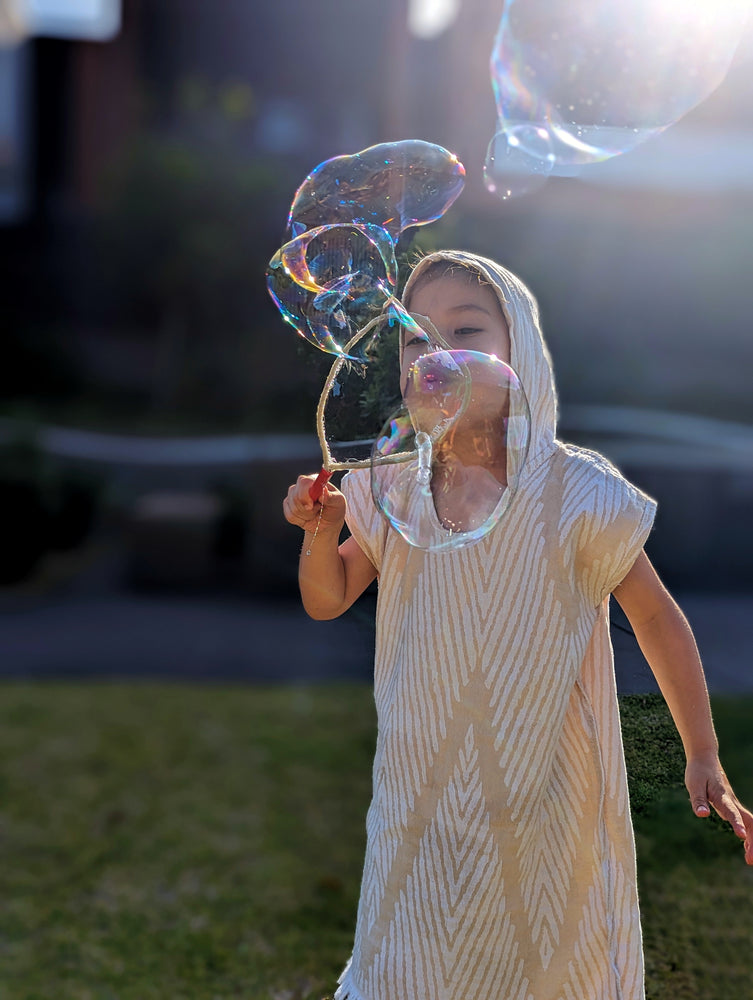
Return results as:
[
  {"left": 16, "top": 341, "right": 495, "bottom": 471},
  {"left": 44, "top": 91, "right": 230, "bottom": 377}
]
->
[{"left": 308, "top": 310, "right": 396, "bottom": 501}]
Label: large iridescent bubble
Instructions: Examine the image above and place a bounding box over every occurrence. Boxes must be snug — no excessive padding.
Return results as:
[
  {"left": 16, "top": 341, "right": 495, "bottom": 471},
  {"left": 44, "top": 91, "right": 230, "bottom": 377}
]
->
[
  {"left": 286, "top": 139, "right": 466, "bottom": 241},
  {"left": 267, "top": 223, "right": 399, "bottom": 356},
  {"left": 485, "top": 0, "right": 750, "bottom": 200},
  {"left": 266, "top": 140, "right": 465, "bottom": 357},
  {"left": 370, "top": 349, "right": 531, "bottom": 551}
]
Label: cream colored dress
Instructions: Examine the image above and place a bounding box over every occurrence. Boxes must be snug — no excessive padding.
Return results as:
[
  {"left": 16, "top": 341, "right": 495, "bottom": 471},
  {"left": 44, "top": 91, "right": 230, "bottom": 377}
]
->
[{"left": 335, "top": 252, "right": 656, "bottom": 1000}]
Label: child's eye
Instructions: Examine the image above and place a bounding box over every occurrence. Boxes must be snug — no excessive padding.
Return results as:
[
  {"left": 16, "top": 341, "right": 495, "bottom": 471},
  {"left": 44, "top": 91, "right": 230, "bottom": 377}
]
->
[
  {"left": 454, "top": 327, "right": 483, "bottom": 337},
  {"left": 404, "top": 334, "right": 430, "bottom": 348}
]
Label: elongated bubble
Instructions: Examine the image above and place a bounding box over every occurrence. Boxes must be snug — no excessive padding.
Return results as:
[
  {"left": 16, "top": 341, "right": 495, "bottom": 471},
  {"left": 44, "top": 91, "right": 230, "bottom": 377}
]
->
[
  {"left": 370, "top": 350, "right": 531, "bottom": 551},
  {"left": 486, "top": 0, "right": 749, "bottom": 198},
  {"left": 287, "top": 139, "right": 465, "bottom": 241}
]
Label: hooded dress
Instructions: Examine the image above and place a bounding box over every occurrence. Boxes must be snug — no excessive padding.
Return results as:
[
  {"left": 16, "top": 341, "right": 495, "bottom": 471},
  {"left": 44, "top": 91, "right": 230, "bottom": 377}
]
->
[{"left": 335, "top": 251, "right": 656, "bottom": 1000}]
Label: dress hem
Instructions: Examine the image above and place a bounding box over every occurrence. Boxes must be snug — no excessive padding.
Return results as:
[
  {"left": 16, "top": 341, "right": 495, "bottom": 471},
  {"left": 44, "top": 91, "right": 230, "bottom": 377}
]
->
[
  {"left": 333, "top": 974, "right": 365, "bottom": 1000},
  {"left": 333, "top": 957, "right": 365, "bottom": 1000}
]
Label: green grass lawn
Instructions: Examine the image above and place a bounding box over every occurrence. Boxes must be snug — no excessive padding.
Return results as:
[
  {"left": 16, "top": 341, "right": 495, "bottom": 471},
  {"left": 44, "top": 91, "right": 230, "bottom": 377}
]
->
[{"left": 0, "top": 683, "right": 750, "bottom": 1000}]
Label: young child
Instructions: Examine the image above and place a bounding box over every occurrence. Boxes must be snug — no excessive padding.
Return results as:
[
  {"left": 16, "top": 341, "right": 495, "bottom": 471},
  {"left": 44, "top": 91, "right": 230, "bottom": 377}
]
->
[{"left": 283, "top": 250, "right": 753, "bottom": 1000}]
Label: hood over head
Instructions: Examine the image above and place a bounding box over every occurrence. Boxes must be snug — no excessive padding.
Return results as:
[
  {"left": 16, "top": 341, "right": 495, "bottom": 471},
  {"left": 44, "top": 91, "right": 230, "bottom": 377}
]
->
[{"left": 401, "top": 250, "right": 558, "bottom": 477}]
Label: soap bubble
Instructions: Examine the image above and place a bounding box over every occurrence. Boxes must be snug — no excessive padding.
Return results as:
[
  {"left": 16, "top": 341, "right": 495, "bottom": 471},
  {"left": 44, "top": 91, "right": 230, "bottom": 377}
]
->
[
  {"left": 486, "top": 0, "right": 749, "bottom": 198},
  {"left": 267, "top": 223, "right": 398, "bottom": 357},
  {"left": 484, "top": 124, "right": 554, "bottom": 201},
  {"left": 318, "top": 313, "right": 420, "bottom": 467},
  {"left": 370, "top": 350, "right": 531, "bottom": 551},
  {"left": 286, "top": 139, "right": 465, "bottom": 241},
  {"left": 267, "top": 140, "right": 465, "bottom": 357}
]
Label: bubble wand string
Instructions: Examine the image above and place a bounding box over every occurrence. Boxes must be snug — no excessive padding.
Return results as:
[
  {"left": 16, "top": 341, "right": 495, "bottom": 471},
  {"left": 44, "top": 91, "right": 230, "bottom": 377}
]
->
[{"left": 305, "top": 506, "right": 324, "bottom": 555}]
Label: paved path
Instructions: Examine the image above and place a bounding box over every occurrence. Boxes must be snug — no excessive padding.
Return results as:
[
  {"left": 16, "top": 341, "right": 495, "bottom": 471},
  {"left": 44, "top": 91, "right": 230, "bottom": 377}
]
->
[
  {"left": 1, "top": 550, "right": 751, "bottom": 693},
  {"left": 0, "top": 590, "right": 376, "bottom": 683},
  {"left": 611, "top": 594, "right": 753, "bottom": 695}
]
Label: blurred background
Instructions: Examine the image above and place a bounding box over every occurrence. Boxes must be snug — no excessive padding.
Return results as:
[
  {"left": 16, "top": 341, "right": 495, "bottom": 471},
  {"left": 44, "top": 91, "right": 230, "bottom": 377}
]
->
[{"left": 1, "top": 0, "right": 752, "bottom": 681}]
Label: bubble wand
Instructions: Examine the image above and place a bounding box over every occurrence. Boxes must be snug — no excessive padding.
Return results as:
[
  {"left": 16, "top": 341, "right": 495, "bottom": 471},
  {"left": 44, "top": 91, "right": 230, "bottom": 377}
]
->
[
  {"left": 267, "top": 141, "right": 531, "bottom": 550},
  {"left": 267, "top": 140, "right": 465, "bottom": 503}
]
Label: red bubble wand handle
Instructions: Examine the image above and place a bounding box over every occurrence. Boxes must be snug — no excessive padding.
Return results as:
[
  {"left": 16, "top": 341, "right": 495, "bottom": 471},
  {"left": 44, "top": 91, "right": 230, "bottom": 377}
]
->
[{"left": 309, "top": 467, "right": 332, "bottom": 501}]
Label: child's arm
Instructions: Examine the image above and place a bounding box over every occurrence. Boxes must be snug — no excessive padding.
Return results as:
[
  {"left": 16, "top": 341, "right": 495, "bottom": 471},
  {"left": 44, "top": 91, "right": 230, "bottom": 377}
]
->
[
  {"left": 613, "top": 550, "right": 753, "bottom": 865},
  {"left": 283, "top": 474, "right": 377, "bottom": 621}
]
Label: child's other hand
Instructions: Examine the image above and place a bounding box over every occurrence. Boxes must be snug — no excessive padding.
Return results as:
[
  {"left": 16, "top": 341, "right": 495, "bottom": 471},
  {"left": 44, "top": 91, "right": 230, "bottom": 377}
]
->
[
  {"left": 283, "top": 475, "right": 346, "bottom": 535},
  {"left": 685, "top": 755, "right": 753, "bottom": 865}
]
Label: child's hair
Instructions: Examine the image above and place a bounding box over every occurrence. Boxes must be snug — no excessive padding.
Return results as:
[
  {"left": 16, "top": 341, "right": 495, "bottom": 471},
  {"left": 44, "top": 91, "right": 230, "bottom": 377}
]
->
[{"left": 402, "top": 253, "right": 494, "bottom": 310}]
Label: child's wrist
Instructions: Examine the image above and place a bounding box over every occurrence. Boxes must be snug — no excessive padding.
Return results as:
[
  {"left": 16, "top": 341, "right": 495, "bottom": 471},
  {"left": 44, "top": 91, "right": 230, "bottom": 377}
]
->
[
  {"left": 308, "top": 519, "right": 343, "bottom": 540},
  {"left": 685, "top": 743, "right": 720, "bottom": 764}
]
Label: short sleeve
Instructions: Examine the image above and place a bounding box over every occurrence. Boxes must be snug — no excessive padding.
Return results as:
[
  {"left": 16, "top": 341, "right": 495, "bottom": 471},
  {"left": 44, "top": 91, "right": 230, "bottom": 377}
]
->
[
  {"left": 341, "top": 468, "right": 389, "bottom": 574},
  {"left": 564, "top": 450, "right": 657, "bottom": 606}
]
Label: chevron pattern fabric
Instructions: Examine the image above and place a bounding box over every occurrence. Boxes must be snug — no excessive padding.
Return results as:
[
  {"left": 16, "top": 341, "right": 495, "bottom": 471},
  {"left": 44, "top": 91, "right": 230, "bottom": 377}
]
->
[{"left": 334, "top": 252, "right": 656, "bottom": 1000}]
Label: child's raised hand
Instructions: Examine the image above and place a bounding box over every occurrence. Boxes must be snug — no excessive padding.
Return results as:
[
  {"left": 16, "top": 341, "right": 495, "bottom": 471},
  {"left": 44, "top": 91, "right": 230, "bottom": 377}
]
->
[
  {"left": 685, "top": 754, "right": 753, "bottom": 865},
  {"left": 283, "top": 474, "right": 346, "bottom": 536}
]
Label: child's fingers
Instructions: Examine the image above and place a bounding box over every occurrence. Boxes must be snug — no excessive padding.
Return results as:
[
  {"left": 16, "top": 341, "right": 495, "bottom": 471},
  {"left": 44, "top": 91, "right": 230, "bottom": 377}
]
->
[
  {"left": 712, "top": 793, "right": 747, "bottom": 839},
  {"left": 699, "top": 776, "right": 748, "bottom": 839},
  {"left": 686, "top": 765, "right": 711, "bottom": 817},
  {"left": 703, "top": 773, "right": 747, "bottom": 836},
  {"left": 721, "top": 801, "right": 753, "bottom": 865},
  {"left": 283, "top": 475, "right": 319, "bottom": 527},
  {"left": 282, "top": 494, "right": 314, "bottom": 529},
  {"left": 317, "top": 481, "right": 347, "bottom": 525},
  {"left": 691, "top": 796, "right": 710, "bottom": 818},
  {"left": 283, "top": 476, "right": 347, "bottom": 533},
  {"left": 687, "top": 763, "right": 753, "bottom": 864},
  {"left": 740, "top": 808, "right": 753, "bottom": 865}
]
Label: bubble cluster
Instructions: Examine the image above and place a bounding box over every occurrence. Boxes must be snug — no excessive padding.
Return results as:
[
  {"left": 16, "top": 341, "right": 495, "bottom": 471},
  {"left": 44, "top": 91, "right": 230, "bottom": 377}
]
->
[
  {"left": 267, "top": 140, "right": 533, "bottom": 551},
  {"left": 266, "top": 140, "right": 465, "bottom": 357},
  {"left": 370, "top": 350, "right": 531, "bottom": 551},
  {"left": 486, "top": 0, "right": 748, "bottom": 199}
]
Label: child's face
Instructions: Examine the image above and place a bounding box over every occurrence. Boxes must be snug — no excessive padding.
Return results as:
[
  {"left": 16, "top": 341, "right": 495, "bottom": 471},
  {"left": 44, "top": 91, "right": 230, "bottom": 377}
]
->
[
  {"left": 401, "top": 273, "right": 511, "bottom": 380},
  {"left": 400, "top": 273, "right": 513, "bottom": 435}
]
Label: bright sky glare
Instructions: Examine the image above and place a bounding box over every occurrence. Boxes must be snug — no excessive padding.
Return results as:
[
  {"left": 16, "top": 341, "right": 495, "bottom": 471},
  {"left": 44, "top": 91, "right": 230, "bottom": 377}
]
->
[
  {"left": 408, "top": 0, "right": 461, "bottom": 39},
  {"left": 12, "top": 0, "right": 120, "bottom": 39}
]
